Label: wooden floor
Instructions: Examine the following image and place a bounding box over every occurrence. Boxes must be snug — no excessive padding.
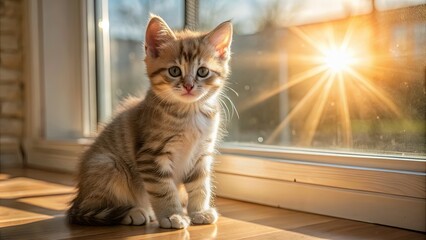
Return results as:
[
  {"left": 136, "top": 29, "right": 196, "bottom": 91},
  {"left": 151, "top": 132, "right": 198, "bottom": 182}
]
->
[{"left": 0, "top": 168, "right": 424, "bottom": 240}]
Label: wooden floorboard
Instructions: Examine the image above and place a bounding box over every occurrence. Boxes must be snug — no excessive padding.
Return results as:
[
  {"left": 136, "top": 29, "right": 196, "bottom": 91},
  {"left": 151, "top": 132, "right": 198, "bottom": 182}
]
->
[{"left": 0, "top": 168, "right": 424, "bottom": 240}]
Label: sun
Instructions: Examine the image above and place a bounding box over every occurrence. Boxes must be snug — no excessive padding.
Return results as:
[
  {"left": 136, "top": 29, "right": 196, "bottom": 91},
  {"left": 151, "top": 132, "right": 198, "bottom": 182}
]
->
[{"left": 322, "top": 48, "right": 354, "bottom": 72}]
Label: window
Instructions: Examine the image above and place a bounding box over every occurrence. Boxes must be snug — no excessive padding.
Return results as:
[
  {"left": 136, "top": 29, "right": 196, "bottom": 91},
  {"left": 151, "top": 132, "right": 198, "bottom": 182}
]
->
[
  {"left": 96, "top": 0, "right": 184, "bottom": 122},
  {"left": 98, "top": 0, "right": 425, "bottom": 158}
]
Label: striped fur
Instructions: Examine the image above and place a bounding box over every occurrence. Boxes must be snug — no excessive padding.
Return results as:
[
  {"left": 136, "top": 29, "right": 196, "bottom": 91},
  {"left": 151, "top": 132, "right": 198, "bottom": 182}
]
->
[{"left": 68, "top": 16, "right": 232, "bottom": 229}]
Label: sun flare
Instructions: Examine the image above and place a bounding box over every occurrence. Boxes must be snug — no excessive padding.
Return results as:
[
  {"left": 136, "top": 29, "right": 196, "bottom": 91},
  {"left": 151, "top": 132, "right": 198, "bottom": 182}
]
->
[
  {"left": 323, "top": 48, "right": 354, "bottom": 72},
  {"left": 240, "top": 25, "right": 402, "bottom": 147}
]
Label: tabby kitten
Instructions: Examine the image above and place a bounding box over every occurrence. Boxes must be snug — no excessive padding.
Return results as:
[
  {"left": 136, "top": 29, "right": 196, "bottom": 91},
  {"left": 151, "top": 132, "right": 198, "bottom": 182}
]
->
[{"left": 68, "top": 16, "right": 233, "bottom": 229}]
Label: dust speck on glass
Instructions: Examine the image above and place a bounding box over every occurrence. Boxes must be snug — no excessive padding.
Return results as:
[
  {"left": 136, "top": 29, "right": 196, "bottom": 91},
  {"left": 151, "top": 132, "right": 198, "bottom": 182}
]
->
[{"left": 99, "top": 0, "right": 425, "bottom": 157}]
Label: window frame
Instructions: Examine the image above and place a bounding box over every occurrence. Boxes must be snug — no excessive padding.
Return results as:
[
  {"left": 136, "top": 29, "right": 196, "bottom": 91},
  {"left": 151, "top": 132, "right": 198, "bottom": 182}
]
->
[
  {"left": 24, "top": 0, "right": 96, "bottom": 168},
  {"left": 23, "top": 0, "right": 426, "bottom": 232}
]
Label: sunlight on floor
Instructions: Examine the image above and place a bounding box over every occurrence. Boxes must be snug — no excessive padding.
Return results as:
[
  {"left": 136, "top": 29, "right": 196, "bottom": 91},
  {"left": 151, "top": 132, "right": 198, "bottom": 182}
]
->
[
  {"left": 0, "top": 173, "right": 325, "bottom": 239},
  {"left": 0, "top": 177, "right": 74, "bottom": 199},
  {"left": 17, "top": 194, "right": 73, "bottom": 211},
  {"left": 0, "top": 206, "right": 53, "bottom": 228},
  {"left": 0, "top": 176, "right": 72, "bottom": 228},
  {"left": 0, "top": 174, "right": 10, "bottom": 180}
]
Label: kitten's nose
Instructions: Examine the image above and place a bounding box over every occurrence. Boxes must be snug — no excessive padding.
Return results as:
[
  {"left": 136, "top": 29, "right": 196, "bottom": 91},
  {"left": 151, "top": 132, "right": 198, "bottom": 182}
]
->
[{"left": 183, "top": 83, "right": 194, "bottom": 92}]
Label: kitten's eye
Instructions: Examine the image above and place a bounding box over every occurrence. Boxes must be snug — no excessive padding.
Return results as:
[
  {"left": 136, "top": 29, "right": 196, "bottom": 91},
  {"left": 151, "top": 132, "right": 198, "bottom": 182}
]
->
[
  {"left": 168, "top": 66, "right": 181, "bottom": 77},
  {"left": 197, "top": 67, "right": 209, "bottom": 78}
]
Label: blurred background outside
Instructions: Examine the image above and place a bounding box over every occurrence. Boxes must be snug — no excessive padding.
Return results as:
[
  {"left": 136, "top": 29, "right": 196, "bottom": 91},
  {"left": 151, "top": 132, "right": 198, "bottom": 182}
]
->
[{"left": 99, "top": 0, "right": 426, "bottom": 157}]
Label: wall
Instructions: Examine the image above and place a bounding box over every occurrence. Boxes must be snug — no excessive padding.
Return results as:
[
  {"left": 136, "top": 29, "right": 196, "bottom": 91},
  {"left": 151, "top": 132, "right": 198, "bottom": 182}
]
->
[{"left": 0, "top": 0, "right": 24, "bottom": 167}]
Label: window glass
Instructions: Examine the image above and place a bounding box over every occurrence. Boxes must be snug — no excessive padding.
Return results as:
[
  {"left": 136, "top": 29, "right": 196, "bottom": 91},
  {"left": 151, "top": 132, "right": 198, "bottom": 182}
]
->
[
  {"left": 199, "top": 0, "right": 425, "bottom": 156},
  {"left": 106, "top": 0, "right": 184, "bottom": 110},
  {"left": 102, "top": 0, "right": 425, "bottom": 157}
]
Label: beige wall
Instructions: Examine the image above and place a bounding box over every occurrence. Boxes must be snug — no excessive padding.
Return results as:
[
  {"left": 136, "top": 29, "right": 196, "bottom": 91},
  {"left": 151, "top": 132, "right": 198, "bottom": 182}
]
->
[{"left": 0, "top": 0, "right": 24, "bottom": 167}]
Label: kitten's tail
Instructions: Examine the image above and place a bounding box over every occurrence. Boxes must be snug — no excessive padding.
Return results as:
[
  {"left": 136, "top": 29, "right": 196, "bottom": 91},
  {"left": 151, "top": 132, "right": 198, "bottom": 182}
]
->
[{"left": 67, "top": 205, "right": 132, "bottom": 226}]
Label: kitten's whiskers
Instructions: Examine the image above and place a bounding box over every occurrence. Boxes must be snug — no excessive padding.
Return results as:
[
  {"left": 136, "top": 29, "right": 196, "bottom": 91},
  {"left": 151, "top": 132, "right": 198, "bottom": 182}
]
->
[{"left": 218, "top": 97, "right": 230, "bottom": 122}]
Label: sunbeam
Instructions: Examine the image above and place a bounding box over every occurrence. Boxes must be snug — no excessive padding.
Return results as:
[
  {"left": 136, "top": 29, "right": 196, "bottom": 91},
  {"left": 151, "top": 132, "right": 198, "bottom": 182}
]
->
[
  {"left": 240, "top": 65, "right": 328, "bottom": 111},
  {"left": 340, "top": 20, "right": 355, "bottom": 51},
  {"left": 289, "top": 26, "right": 327, "bottom": 55},
  {"left": 265, "top": 70, "right": 332, "bottom": 144},
  {"left": 299, "top": 73, "right": 335, "bottom": 146},
  {"left": 371, "top": 65, "right": 422, "bottom": 77},
  {"left": 345, "top": 68, "right": 402, "bottom": 117},
  {"left": 337, "top": 72, "right": 353, "bottom": 147}
]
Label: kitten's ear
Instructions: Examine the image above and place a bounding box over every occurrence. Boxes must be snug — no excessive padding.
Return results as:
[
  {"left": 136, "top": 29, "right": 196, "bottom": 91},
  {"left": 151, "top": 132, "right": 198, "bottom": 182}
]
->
[
  {"left": 205, "top": 21, "right": 233, "bottom": 59},
  {"left": 145, "top": 15, "right": 176, "bottom": 58}
]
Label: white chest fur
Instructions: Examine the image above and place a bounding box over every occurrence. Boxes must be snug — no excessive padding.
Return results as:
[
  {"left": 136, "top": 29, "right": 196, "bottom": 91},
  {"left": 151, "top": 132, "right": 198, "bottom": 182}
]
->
[{"left": 170, "top": 112, "right": 219, "bottom": 181}]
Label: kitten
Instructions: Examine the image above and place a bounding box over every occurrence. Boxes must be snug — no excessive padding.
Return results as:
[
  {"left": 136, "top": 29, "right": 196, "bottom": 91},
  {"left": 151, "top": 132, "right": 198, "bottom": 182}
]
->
[{"left": 68, "top": 16, "right": 233, "bottom": 229}]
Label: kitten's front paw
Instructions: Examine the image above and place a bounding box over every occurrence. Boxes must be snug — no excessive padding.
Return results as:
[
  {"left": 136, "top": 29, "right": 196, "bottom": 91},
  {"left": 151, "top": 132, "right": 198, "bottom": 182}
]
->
[
  {"left": 159, "top": 214, "right": 190, "bottom": 229},
  {"left": 121, "top": 207, "right": 152, "bottom": 225},
  {"left": 190, "top": 208, "right": 218, "bottom": 225}
]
